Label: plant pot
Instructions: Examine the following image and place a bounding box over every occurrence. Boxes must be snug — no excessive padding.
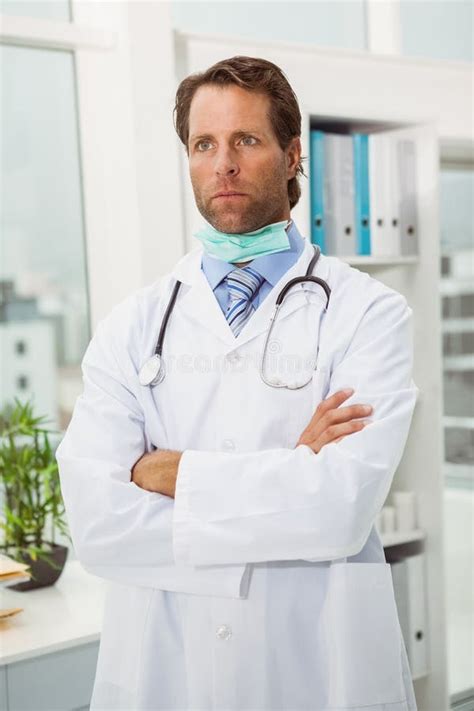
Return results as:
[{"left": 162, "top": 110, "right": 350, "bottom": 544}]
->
[{"left": 7, "top": 542, "right": 69, "bottom": 592}]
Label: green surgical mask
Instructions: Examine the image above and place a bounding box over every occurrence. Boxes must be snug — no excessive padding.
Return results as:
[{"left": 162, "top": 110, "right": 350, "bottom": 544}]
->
[{"left": 193, "top": 219, "right": 291, "bottom": 263}]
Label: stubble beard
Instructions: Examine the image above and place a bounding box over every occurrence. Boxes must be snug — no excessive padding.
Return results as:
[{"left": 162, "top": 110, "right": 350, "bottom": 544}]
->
[{"left": 191, "top": 164, "right": 290, "bottom": 235}]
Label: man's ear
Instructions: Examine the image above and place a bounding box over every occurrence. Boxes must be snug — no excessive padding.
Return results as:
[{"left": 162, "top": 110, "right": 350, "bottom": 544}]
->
[{"left": 286, "top": 137, "right": 302, "bottom": 179}]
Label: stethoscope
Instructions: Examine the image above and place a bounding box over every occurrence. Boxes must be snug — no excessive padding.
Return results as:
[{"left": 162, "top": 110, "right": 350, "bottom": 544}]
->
[{"left": 138, "top": 245, "right": 331, "bottom": 389}]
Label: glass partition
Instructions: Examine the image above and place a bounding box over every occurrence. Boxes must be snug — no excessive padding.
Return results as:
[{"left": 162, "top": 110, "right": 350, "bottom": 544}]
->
[{"left": 0, "top": 44, "right": 89, "bottom": 433}]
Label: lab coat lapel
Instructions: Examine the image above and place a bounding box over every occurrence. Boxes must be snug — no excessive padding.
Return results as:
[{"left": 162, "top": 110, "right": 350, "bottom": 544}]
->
[
  {"left": 171, "top": 239, "right": 327, "bottom": 351},
  {"left": 172, "top": 248, "right": 236, "bottom": 347}
]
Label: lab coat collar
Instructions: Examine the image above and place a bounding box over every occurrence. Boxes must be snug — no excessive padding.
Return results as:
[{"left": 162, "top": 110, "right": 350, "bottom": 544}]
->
[{"left": 171, "top": 231, "right": 331, "bottom": 352}]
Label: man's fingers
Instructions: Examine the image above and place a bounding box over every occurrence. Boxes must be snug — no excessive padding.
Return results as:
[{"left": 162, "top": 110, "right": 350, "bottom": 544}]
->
[
  {"left": 308, "top": 389, "right": 357, "bottom": 429},
  {"left": 316, "top": 389, "right": 354, "bottom": 414},
  {"left": 304, "top": 402, "right": 373, "bottom": 442},
  {"left": 298, "top": 418, "right": 371, "bottom": 453},
  {"left": 300, "top": 389, "right": 353, "bottom": 439},
  {"left": 326, "top": 403, "right": 373, "bottom": 426},
  {"left": 296, "top": 388, "right": 374, "bottom": 452},
  {"left": 322, "top": 419, "right": 369, "bottom": 442}
]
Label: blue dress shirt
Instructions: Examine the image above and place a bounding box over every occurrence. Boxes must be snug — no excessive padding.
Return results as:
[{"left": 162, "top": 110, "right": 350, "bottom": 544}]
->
[{"left": 201, "top": 220, "right": 306, "bottom": 314}]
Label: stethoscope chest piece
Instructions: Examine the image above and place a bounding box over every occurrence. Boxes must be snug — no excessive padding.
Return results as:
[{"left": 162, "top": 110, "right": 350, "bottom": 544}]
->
[{"left": 138, "top": 354, "right": 165, "bottom": 387}]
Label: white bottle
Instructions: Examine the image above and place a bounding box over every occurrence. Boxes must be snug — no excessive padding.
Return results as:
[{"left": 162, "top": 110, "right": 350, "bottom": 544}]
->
[
  {"left": 375, "top": 510, "right": 384, "bottom": 535},
  {"left": 393, "top": 490, "right": 417, "bottom": 532},
  {"left": 381, "top": 505, "right": 396, "bottom": 534}
]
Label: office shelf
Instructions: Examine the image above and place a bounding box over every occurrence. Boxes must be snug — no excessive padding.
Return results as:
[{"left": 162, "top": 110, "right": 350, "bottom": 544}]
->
[
  {"left": 440, "top": 278, "right": 474, "bottom": 296},
  {"left": 443, "top": 355, "right": 474, "bottom": 371},
  {"left": 340, "top": 255, "right": 419, "bottom": 266},
  {"left": 443, "top": 416, "right": 474, "bottom": 429},
  {"left": 382, "top": 529, "right": 426, "bottom": 548},
  {"left": 442, "top": 318, "right": 474, "bottom": 334}
]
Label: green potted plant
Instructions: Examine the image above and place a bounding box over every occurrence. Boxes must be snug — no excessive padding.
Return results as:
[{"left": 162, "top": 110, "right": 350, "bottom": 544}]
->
[{"left": 0, "top": 396, "right": 72, "bottom": 591}]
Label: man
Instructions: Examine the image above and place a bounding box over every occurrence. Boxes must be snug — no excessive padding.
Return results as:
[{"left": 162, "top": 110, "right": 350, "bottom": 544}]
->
[{"left": 56, "top": 56, "right": 419, "bottom": 710}]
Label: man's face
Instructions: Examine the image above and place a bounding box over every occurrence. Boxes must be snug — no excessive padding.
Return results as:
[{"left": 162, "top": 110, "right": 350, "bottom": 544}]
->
[{"left": 187, "top": 84, "right": 301, "bottom": 234}]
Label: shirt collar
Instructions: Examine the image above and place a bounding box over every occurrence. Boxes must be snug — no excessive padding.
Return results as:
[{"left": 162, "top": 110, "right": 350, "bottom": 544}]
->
[{"left": 201, "top": 219, "right": 305, "bottom": 289}]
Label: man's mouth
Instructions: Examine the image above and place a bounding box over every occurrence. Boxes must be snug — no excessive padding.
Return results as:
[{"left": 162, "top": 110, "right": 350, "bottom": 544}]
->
[{"left": 212, "top": 191, "right": 247, "bottom": 199}]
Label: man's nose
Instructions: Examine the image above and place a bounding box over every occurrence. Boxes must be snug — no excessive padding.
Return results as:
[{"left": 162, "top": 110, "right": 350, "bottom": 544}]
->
[{"left": 214, "top": 147, "right": 240, "bottom": 177}]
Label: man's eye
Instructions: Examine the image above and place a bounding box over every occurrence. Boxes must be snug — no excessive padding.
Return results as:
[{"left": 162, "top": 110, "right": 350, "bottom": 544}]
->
[
  {"left": 241, "top": 136, "right": 257, "bottom": 145},
  {"left": 196, "top": 140, "right": 212, "bottom": 151}
]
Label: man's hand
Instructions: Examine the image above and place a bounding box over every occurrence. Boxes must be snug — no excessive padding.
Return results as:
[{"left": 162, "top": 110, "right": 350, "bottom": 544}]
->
[
  {"left": 131, "top": 449, "right": 182, "bottom": 498},
  {"left": 296, "top": 389, "right": 373, "bottom": 453}
]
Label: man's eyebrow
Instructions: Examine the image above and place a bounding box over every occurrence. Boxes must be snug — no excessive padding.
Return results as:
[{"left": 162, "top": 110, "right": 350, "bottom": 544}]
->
[{"left": 189, "top": 129, "right": 264, "bottom": 143}]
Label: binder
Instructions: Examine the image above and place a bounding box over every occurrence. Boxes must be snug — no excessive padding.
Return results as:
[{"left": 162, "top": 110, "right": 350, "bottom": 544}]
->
[
  {"left": 310, "top": 130, "right": 325, "bottom": 252},
  {"left": 368, "top": 132, "right": 384, "bottom": 255},
  {"left": 388, "top": 134, "right": 402, "bottom": 256},
  {"left": 324, "top": 133, "right": 357, "bottom": 256},
  {"left": 390, "top": 554, "right": 429, "bottom": 679},
  {"left": 353, "top": 133, "right": 371, "bottom": 256},
  {"left": 369, "top": 132, "right": 397, "bottom": 257},
  {"left": 396, "top": 138, "right": 419, "bottom": 255}
]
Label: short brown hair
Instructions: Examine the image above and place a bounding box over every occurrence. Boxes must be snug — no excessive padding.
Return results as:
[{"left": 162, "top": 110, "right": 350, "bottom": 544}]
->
[{"left": 173, "top": 55, "right": 306, "bottom": 210}]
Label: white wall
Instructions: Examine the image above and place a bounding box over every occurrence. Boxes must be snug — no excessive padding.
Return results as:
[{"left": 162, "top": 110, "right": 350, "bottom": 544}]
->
[{"left": 171, "top": 0, "right": 368, "bottom": 51}]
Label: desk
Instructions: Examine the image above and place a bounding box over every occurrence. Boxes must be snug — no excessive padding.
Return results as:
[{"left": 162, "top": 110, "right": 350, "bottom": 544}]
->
[{"left": 0, "top": 560, "right": 105, "bottom": 711}]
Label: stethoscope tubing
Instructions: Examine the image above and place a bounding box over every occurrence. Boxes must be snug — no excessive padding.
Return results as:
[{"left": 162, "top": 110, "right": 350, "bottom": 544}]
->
[
  {"left": 156, "top": 279, "right": 182, "bottom": 358},
  {"left": 139, "top": 245, "right": 331, "bottom": 387},
  {"left": 260, "top": 246, "right": 330, "bottom": 388}
]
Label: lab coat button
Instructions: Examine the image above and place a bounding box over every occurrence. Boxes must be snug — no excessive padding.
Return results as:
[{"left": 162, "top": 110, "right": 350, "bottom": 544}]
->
[
  {"left": 226, "top": 352, "right": 241, "bottom": 363},
  {"left": 222, "top": 439, "right": 235, "bottom": 451},
  {"left": 216, "top": 624, "right": 232, "bottom": 640}
]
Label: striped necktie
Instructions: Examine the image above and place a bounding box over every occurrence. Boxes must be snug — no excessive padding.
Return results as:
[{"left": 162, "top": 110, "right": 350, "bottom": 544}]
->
[{"left": 224, "top": 265, "right": 265, "bottom": 337}]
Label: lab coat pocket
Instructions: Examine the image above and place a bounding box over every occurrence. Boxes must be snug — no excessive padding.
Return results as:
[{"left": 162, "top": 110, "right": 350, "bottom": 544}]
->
[
  {"left": 91, "top": 582, "right": 154, "bottom": 709},
  {"left": 322, "top": 561, "right": 405, "bottom": 709},
  {"left": 311, "top": 360, "right": 331, "bottom": 410},
  {"left": 288, "top": 360, "right": 330, "bottom": 443}
]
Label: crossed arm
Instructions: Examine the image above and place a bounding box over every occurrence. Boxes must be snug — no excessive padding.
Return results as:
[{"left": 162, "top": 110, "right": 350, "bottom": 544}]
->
[
  {"left": 131, "top": 390, "right": 374, "bottom": 498},
  {"left": 57, "top": 287, "right": 418, "bottom": 575},
  {"left": 130, "top": 290, "right": 418, "bottom": 567}
]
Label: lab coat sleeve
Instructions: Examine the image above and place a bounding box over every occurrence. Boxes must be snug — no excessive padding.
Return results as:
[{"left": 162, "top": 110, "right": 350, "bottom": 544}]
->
[
  {"left": 173, "top": 290, "right": 419, "bottom": 565},
  {"left": 56, "top": 294, "right": 247, "bottom": 596}
]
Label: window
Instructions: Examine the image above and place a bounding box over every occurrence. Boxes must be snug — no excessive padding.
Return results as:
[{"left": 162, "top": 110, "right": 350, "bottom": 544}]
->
[
  {"left": 440, "top": 165, "right": 474, "bottom": 701},
  {"left": 401, "top": 0, "right": 473, "bottom": 63},
  {"left": 0, "top": 43, "right": 89, "bottom": 431},
  {"left": 0, "top": 0, "right": 71, "bottom": 22}
]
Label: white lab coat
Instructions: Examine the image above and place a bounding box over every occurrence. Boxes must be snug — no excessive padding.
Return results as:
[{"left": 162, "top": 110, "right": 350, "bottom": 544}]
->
[{"left": 56, "top": 234, "right": 419, "bottom": 711}]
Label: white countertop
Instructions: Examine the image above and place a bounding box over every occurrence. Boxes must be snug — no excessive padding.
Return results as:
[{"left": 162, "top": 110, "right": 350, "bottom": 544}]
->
[{"left": 0, "top": 560, "right": 105, "bottom": 666}]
